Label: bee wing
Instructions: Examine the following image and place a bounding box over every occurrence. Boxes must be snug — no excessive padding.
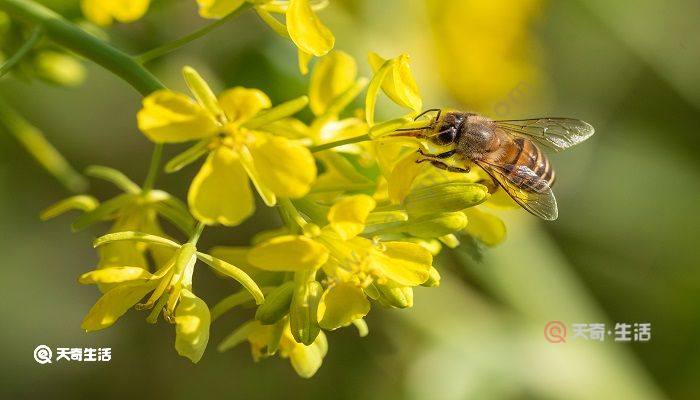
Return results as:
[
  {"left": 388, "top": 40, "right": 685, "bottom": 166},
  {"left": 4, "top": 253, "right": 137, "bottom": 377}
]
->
[
  {"left": 494, "top": 118, "right": 594, "bottom": 152},
  {"left": 475, "top": 160, "right": 558, "bottom": 220}
]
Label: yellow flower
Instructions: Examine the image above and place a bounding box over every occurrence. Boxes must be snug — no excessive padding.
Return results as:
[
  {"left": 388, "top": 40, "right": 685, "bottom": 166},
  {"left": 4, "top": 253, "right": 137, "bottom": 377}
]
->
[
  {"left": 366, "top": 52, "right": 422, "bottom": 125},
  {"left": 41, "top": 166, "right": 195, "bottom": 291},
  {"left": 247, "top": 195, "right": 434, "bottom": 331},
  {"left": 137, "top": 66, "right": 316, "bottom": 227},
  {"left": 81, "top": 0, "right": 150, "bottom": 26},
  {"left": 195, "top": 0, "right": 335, "bottom": 74},
  {"left": 80, "top": 231, "right": 264, "bottom": 363},
  {"left": 425, "top": 0, "right": 544, "bottom": 114},
  {"left": 218, "top": 318, "right": 327, "bottom": 378}
]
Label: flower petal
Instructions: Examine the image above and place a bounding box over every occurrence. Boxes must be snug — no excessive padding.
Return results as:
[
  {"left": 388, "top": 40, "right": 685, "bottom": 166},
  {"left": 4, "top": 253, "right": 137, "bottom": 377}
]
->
[
  {"left": 309, "top": 51, "right": 357, "bottom": 116},
  {"left": 196, "top": 0, "right": 245, "bottom": 19},
  {"left": 79, "top": 267, "right": 153, "bottom": 284},
  {"left": 188, "top": 147, "right": 255, "bottom": 226},
  {"left": 218, "top": 87, "right": 271, "bottom": 124},
  {"left": 387, "top": 151, "right": 426, "bottom": 204},
  {"left": 137, "top": 90, "right": 218, "bottom": 143},
  {"left": 109, "top": 0, "right": 150, "bottom": 23},
  {"left": 247, "top": 235, "right": 329, "bottom": 271},
  {"left": 326, "top": 195, "right": 376, "bottom": 240},
  {"left": 281, "top": 328, "right": 327, "bottom": 378},
  {"left": 463, "top": 207, "right": 507, "bottom": 246},
  {"left": 287, "top": 0, "right": 335, "bottom": 57},
  {"left": 368, "top": 52, "right": 422, "bottom": 112},
  {"left": 81, "top": 0, "right": 112, "bottom": 26},
  {"left": 373, "top": 241, "right": 432, "bottom": 286},
  {"left": 249, "top": 135, "right": 316, "bottom": 198},
  {"left": 81, "top": 280, "right": 157, "bottom": 332},
  {"left": 81, "top": 0, "right": 149, "bottom": 26},
  {"left": 317, "top": 283, "right": 370, "bottom": 330},
  {"left": 298, "top": 49, "right": 313, "bottom": 75},
  {"left": 174, "top": 289, "right": 211, "bottom": 363}
]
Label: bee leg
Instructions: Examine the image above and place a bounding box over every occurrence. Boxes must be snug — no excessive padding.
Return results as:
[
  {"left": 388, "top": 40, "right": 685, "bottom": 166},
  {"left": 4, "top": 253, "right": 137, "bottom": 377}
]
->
[
  {"left": 418, "top": 149, "right": 456, "bottom": 159},
  {"left": 416, "top": 157, "right": 471, "bottom": 173}
]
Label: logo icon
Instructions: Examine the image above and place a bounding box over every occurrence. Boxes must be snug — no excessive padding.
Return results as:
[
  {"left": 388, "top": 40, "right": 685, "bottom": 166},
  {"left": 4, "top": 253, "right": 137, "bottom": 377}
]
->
[
  {"left": 34, "top": 345, "right": 53, "bottom": 364},
  {"left": 544, "top": 321, "right": 567, "bottom": 343}
]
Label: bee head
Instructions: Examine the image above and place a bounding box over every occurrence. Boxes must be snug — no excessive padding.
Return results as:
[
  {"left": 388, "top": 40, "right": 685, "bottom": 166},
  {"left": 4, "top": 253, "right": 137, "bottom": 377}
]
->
[{"left": 428, "top": 112, "right": 465, "bottom": 146}]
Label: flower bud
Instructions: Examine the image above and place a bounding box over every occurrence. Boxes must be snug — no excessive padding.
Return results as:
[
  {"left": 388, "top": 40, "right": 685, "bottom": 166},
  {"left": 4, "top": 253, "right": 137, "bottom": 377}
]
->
[
  {"left": 403, "top": 212, "right": 469, "bottom": 238},
  {"left": 377, "top": 285, "right": 413, "bottom": 308},
  {"left": 182, "top": 66, "right": 224, "bottom": 119},
  {"left": 404, "top": 182, "right": 489, "bottom": 217},
  {"left": 421, "top": 266, "right": 441, "bottom": 287},
  {"left": 290, "top": 277, "right": 322, "bottom": 345},
  {"left": 34, "top": 51, "right": 85, "bottom": 87},
  {"left": 255, "top": 281, "right": 295, "bottom": 325}
]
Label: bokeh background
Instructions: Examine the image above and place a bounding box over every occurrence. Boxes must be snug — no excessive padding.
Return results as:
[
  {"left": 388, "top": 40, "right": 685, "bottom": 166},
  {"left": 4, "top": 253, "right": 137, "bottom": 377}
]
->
[{"left": 1, "top": 0, "right": 699, "bottom": 398}]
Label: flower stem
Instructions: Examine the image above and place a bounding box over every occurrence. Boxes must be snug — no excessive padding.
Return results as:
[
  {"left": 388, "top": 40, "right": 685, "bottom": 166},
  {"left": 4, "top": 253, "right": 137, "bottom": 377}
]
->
[
  {"left": 0, "top": 24, "right": 42, "bottom": 78},
  {"left": 141, "top": 143, "right": 163, "bottom": 192},
  {"left": 0, "top": 0, "right": 164, "bottom": 95},
  {"left": 309, "top": 134, "right": 371, "bottom": 153},
  {"left": 0, "top": 95, "right": 87, "bottom": 192},
  {"left": 189, "top": 221, "right": 206, "bottom": 245},
  {"left": 136, "top": 3, "right": 253, "bottom": 64}
]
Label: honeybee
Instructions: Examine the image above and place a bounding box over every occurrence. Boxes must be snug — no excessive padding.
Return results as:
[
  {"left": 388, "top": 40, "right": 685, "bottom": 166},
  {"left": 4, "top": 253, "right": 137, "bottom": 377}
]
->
[{"left": 393, "top": 110, "right": 595, "bottom": 220}]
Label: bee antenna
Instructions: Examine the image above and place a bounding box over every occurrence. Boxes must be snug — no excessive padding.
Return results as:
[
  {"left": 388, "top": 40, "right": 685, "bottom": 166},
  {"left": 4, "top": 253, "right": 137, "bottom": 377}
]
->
[{"left": 413, "top": 108, "right": 440, "bottom": 121}]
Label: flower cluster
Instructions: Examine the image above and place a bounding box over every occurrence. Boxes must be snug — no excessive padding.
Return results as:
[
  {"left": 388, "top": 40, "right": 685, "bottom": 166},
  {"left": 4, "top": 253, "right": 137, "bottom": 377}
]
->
[
  {"left": 80, "top": 0, "right": 333, "bottom": 73},
  {"left": 35, "top": 0, "right": 510, "bottom": 379}
]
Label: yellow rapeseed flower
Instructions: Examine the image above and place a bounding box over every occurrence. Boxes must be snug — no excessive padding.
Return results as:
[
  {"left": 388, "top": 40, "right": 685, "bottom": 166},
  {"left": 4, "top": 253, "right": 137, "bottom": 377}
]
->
[
  {"left": 80, "top": 231, "right": 264, "bottom": 363},
  {"left": 247, "top": 195, "right": 434, "bottom": 331},
  {"left": 137, "top": 66, "right": 316, "bottom": 226},
  {"left": 81, "top": 0, "right": 150, "bottom": 26},
  {"left": 195, "top": 0, "right": 335, "bottom": 74},
  {"left": 218, "top": 318, "right": 328, "bottom": 378},
  {"left": 41, "top": 166, "right": 195, "bottom": 291},
  {"left": 425, "top": 0, "right": 543, "bottom": 114}
]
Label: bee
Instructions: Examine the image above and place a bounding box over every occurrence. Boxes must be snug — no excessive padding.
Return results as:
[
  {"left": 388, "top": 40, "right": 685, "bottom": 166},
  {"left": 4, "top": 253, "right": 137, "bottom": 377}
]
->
[{"left": 393, "top": 109, "right": 595, "bottom": 220}]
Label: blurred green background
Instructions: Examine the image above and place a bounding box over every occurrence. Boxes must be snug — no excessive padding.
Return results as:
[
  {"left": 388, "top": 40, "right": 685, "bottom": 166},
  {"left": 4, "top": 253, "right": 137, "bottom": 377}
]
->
[{"left": 1, "top": 0, "right": 699, "bottom": 398}]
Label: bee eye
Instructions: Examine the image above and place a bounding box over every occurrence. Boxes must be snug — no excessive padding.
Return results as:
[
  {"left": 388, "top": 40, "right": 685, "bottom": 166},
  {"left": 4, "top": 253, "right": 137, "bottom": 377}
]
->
[{"left": 434, "top": 127, "right": 457, "bottom": 145}]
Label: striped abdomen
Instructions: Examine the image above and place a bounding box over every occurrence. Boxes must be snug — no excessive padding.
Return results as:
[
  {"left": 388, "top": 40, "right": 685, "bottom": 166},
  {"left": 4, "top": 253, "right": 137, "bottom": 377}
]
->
[{"left": 498, "top": 137, "right": 555, "bottom": 193}]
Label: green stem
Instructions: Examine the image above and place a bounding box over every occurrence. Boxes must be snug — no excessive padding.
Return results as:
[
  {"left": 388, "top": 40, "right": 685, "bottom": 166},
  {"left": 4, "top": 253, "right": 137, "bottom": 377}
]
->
[
  {"left": 0, "top": 0, "right": 164, "bottom": 95},
  {"left": 0, "top": 95, "right": 87, "bottom": 192},
  {"left": 136, "top": 3, "right": 253, "bottom": 64},
  {"left": 0, "top": 24, "right": 43, "bottom": 77},
  {"left": 141, "top": 143, "right": 163, "bottom": 192},
  {"left": 189, "top": 221, "right": 206, "bottom": 244},
  {"left": 309, "top": 134, "right": 371, "bottom": 153}
]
